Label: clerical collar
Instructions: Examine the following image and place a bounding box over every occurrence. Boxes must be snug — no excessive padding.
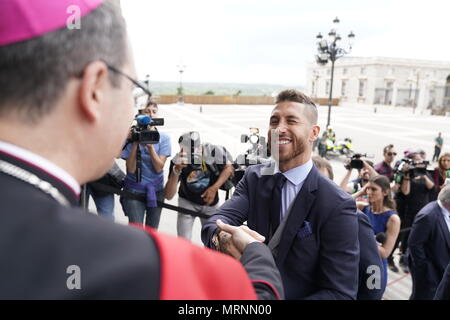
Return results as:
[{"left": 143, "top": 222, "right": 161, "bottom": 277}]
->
[{"left": 0, "top": 141, "right": 80, "bottom": 196}]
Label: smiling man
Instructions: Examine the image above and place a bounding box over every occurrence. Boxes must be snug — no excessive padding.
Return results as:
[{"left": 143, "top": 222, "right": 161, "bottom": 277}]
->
[{"left": 202, "top": 89, "right": 360, "bottom": 300}]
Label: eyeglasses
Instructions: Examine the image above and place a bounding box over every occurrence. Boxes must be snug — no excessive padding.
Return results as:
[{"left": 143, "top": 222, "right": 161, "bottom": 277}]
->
[
  {"left": 105, "top": 64, "right": 152, "bottom": 101},
  {"left": 386, "top": 152, "right": 397, "bottom": 156}
]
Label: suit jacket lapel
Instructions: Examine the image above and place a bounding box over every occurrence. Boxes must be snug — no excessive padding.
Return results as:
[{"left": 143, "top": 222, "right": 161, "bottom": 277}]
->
[{"left": 276, "top": 166, "right": 318, "bottom": 265}]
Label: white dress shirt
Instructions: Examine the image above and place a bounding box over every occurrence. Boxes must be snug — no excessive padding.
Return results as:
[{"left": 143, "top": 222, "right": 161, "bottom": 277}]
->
[{"left": 274, "top": 159, "right": 314, "bottom": 220}]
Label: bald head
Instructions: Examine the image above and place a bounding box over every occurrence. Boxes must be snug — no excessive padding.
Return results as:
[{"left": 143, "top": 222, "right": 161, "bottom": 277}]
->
[{"left": 275, "top": 89, "right": 318, "bottom": 125}]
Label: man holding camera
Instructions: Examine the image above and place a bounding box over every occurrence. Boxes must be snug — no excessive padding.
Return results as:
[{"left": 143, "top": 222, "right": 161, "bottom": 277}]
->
[
  {"left": 397, "top": 152, "right": 435, "bottom": 273},
  {"left": 121, "top": 101, "right": 171, "bottom": 229},
  {"left": 340, "top": 156, "right": 378, "bottom": 201},
  {"left": 165, "top": 132, "right": 234, "bottom": 241}
]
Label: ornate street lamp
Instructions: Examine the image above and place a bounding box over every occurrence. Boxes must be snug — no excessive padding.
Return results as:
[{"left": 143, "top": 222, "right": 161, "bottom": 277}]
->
[{"left": 315, "top": 17, "right": 355, "bottom": 128}]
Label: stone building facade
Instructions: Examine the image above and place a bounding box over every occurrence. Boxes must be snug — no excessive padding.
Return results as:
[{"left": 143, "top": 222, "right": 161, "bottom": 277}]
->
[{"left": 306, "top": 57, "right": 450, "bottom": 113}]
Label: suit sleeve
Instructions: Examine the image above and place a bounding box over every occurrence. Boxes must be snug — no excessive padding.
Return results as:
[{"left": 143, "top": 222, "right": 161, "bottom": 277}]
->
[
  {"left": 356, "top": 211, "right": 384, "bottom": 300},
  {"left": 240, "top": 242, "right": 284, "bottom": 300},
  {"left": 434, "top": 262, "right": 450, "bottom": 300},
  {"left": 201, "top": 168, "right": 251, "bottom": 247},
  {"left": 305, "top": 198, "right": 360, "bottom": 300},
  {"left": 408, "top": 211, "right": 433, "bottom": 295}
]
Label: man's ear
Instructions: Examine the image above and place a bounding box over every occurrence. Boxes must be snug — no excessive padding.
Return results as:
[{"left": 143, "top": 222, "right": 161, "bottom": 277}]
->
[
  {"left": 310, "top": 125, "right": 321, "bottom": 142},
  {"left": 78, "top": 61, "right": 109, "bottom": 122}
]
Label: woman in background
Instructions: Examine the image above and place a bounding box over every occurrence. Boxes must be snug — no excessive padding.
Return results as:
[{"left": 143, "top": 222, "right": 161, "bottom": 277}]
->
[{"left": 357, "top": 175, "right": 401, "bottom": 293}]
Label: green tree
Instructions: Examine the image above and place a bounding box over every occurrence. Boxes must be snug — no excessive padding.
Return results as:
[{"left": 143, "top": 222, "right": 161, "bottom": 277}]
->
[{"left": 204, "top": 90, "right": 215, "bottom": 95}]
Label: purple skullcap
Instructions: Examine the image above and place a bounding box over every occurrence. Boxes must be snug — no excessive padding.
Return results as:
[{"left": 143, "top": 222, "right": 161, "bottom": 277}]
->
[{"left": 0, "top": 0, "right": 104, "bottom": 47}]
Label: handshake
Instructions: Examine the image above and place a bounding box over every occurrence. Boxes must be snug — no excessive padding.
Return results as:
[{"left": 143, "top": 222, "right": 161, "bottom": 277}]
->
[{"left": 212, "top": 220, "right": 266, "bottom": 260}]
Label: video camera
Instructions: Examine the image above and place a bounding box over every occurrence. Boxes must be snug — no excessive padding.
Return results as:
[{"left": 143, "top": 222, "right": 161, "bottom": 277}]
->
[
  {"left": 345, "top": 153, "right": 372, "bottom": 170},
  {"left": 393, "top": 158, "right": 431, "bottom": 183},
  {"left": 409, "top": 160, "right": 430, "bottom": 176},
  {"left": 241, "top": 128, "right": 264, "bottom": 151},
  {"left": 130, "top": 115, "right": 164, "bottom": 145},
  {"left": 233, "top": 128, "right": 270, "bottom": 186}
]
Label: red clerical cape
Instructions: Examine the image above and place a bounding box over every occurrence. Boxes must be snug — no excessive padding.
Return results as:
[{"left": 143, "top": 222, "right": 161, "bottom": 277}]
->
[{"left": 141, "top": 226, "right": 258, "bottom": 300}]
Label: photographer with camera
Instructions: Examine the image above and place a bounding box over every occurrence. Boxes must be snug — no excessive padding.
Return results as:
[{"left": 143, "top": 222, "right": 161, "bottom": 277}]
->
[
  {"left": 121, "top": 101, "right": 171, "bottom": 228},
  {"left": 396, "top": 152, "right": 435, "bottom": 273},
  {"left": 165, "top": 132, "right": 234, "bottom": 241},
  {"left": 340, "top": 154, "right": 378, "bottom": 201}
]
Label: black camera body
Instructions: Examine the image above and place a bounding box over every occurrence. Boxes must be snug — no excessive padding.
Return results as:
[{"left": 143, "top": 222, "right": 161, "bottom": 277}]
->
[
  {"left": 130, "top": 115, "right": 164, "bottom": 145},
  {"left": 345, "top": 153, "right": 369, "bottom": 170},
  {"left": 393, "top": 158, "right": 430, "bottom": 183},
  {"left": 408, "top": 160, "right": 430, "bottom": 177},
  {"left": 393, "top": 158, "right": 413, "bottom": 173}
]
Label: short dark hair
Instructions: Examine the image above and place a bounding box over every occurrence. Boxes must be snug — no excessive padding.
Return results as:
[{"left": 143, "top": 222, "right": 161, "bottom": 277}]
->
[
  {"left": 275, "top": 89, "right": 318, "bottom": 124},
  {"left": 0, "top": 1, "right": 127, "bottom": 123},
  {"left": 383, "top": 144, "right": 394, "bottom": 155}
]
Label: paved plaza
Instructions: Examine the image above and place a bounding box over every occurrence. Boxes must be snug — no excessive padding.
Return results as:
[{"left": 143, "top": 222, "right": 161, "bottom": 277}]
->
[{"left": 88, "top": 102, "right": 449, "bottom": 300}]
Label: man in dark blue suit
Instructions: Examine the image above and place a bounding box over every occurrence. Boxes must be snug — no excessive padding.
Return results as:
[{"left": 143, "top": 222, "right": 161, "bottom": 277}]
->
[
  {"left": 434, "top": 262, "right": 450, "bottom": 300},
  {"left": 312, "top": 155, "right": 384, "bottom": 299},
  {"left": 408, "top": 186, "right": 450, "bottom": 300},
  {"left": 202, "top": 90, "right": 360, "bottom": 300}
]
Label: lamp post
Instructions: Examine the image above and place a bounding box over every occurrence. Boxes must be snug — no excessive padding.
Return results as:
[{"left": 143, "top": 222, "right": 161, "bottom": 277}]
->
[
  {"left": 315, "top": 17, "right": 355, "bottom": 129},
  {"left": 312, "top": 70, "right": 319, "bottom": 98},
  {"left": 143, "top": 74, "right": 150, "bottom": 105},
  {"left": 177, "top": 64, "right": 186, "bottom": 104},
  {"left": 144, "top": 74, "right": 150, "bottom": 90}
]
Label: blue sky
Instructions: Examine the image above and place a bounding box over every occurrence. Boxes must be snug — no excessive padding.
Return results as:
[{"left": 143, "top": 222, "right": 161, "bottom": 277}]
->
[{"left": 122, "top": 0, "right": 449, "bottom": 86}]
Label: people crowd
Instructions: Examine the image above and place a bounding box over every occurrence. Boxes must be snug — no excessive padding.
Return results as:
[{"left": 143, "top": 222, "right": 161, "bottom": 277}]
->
[
  {"left": 1, "top": 0, "right": 449, "bottom": 301},
  {"left": 84, "top": 91, "right": 449, "bottom": 300}
]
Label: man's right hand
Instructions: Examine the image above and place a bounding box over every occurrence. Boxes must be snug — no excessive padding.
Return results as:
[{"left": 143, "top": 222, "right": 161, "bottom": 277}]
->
[
  {"left": 172, "top": 151, "right": 188, "bottom": 171},
  {"left": 216, "top": 220, "right": 265, "bottom": 260}
]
